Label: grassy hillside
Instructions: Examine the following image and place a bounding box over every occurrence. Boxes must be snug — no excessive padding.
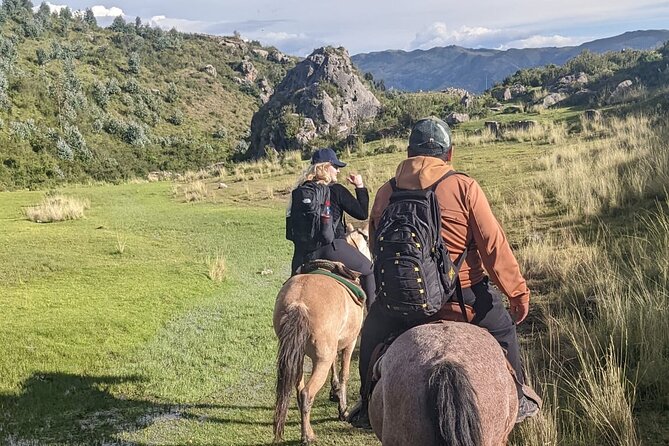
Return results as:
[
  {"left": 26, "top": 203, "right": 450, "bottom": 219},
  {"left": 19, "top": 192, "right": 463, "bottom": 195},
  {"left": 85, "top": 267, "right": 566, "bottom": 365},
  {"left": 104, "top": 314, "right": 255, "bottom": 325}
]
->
[
  {"left": 0, "top": 1, "right": 294, "bottom": 189},
  {"left": 1, "top": 109, "right": 667, "bottom": 445}
]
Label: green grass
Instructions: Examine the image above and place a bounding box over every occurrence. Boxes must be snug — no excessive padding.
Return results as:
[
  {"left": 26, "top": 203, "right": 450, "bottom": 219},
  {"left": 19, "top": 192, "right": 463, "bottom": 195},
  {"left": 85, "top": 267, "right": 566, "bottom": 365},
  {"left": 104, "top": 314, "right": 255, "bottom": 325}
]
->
[
  {"left": 1, "top": 118, "right": 667, "bottom": 445},
  {"left": 0, "top": 139, "right": 542, "bottom": 445}
]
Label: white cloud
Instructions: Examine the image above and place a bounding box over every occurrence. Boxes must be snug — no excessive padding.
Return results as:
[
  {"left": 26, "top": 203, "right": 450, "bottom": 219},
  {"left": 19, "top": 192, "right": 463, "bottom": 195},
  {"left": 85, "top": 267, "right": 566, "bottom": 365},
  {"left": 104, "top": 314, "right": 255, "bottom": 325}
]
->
[
  {"left": 90, "top": 5, "right": 125, "bottom": 18},
  {"left": 32, "top": 2, "right": 68, "bottom": 13},
  {"left": 147, "top": 15, "right": 206, "bottom": 33},
  {"left": 500, "top": 34, "right": 583, "bottom": 49},
  {"left": 410, "top": 22, "right": 589, "bottom": 51},
  {"left": 410, "top": 22, "right": 514, "bottom": 49}
]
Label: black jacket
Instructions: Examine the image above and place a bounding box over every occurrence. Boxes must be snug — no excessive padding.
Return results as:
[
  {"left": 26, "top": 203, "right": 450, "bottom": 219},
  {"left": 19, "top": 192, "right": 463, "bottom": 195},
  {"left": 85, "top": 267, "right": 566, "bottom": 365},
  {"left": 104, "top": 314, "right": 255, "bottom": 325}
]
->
[{"left": 329, "top": 183, "right": 369, "bottom": 239}]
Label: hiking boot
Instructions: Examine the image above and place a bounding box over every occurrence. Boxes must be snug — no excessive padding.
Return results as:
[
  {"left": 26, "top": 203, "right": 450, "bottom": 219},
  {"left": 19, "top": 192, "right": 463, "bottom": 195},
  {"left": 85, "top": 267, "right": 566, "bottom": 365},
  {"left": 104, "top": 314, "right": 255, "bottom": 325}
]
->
[
  {"left": 516, "top": 395, "right": 540, "bottom": 424},
  {"left": 347, "top": 400, "right": 372, "bottom": 430}
]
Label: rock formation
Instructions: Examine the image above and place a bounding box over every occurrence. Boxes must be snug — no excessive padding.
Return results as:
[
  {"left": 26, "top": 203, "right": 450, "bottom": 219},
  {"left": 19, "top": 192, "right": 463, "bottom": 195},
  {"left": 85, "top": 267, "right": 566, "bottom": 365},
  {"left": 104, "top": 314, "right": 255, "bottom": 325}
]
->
[{"left": 247, "top": 46, "right": 381, "bottom": 157}]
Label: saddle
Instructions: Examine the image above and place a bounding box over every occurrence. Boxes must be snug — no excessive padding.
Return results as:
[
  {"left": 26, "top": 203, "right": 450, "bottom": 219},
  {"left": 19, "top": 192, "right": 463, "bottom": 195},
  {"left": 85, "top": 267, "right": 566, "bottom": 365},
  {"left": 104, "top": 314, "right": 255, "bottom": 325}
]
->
[
  {"left": 297, "top": 260, "right": 366, "bottom": 307},
  {"left": 363, "top": 302, "right": 476, "bottom": 400}
]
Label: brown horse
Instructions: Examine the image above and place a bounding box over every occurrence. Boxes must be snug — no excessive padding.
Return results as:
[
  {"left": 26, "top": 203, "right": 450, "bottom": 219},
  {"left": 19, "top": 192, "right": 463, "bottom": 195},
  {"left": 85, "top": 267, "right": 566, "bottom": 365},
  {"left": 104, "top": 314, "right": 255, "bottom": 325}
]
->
[
  {"left": 273, "top": 228, "right": 369, "bottom": 445},
  {"left": 369, "top": 322, "right": 518, "bottom": 446}
]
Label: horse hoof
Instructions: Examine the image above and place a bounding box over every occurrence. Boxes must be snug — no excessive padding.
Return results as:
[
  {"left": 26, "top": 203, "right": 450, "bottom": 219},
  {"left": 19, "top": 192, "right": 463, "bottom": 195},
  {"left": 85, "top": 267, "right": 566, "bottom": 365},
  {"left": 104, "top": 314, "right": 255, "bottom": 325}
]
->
[
  {"left": 339, "top": 410, "right": 349, "bottom": 421},
  {"left": 301, "top": 435, "right": 316, "bottom": 445},
  {"left": 329, "top": 389, "right": 340, "bottom": 402}
]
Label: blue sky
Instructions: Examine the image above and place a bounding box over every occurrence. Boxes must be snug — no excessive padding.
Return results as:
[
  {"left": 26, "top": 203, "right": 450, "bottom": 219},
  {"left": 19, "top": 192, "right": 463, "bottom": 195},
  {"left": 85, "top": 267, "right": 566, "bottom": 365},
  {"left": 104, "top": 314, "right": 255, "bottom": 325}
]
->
[{"left": 36, "top": 0, "right": 669, "bottom": 55}]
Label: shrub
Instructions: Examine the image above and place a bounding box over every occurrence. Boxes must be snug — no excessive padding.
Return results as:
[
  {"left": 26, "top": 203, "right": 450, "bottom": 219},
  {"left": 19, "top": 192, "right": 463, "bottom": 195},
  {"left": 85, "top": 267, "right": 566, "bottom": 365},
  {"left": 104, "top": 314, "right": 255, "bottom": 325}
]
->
[
  {"left": 92, "top": 80, "right": 109, "bottom": 108},
  {"left": 128, "top": 51, "right": 140, "bottom": 74},
  {"left": 167, "top": 110, "right": 183, "bottom": 125},
  {"left": 56, "top": 138, "right": 74, "bottom": 160},
  {"left": 123, "top": 121, "right": 149, "bottom": 147},
  {"left": 35, "top": 47, "right": 49, "bottom": 66},
  {"left": 24, "top": 194, "right": 90, "bottom": 223}
]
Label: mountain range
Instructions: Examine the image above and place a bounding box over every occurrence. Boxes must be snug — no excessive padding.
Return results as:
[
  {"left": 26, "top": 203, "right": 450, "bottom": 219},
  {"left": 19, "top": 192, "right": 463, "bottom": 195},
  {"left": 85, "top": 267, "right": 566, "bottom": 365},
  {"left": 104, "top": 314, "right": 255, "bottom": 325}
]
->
[{"left": 351, "top": 30, "right": 669, "bottom": 92}]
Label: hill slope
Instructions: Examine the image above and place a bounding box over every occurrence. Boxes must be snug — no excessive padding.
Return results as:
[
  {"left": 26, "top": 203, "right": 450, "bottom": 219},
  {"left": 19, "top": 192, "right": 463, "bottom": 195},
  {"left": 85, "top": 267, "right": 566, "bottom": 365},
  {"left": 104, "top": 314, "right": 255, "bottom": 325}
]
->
[
  {"left": 352, "top": 30, "right": 669, "bottom": 92},
  {"left": 0, "top": 3, "right": 295, "bottom": 189}
]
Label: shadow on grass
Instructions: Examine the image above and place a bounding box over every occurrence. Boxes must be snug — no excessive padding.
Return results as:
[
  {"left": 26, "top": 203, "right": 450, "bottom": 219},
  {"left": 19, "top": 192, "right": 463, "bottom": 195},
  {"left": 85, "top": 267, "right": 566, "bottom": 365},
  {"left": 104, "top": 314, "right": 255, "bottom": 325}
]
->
[
  {"left": 0, "top": 372, "right": 182, "bottom": 444},
  {"left": 0, "top": 372, "right": 353, "bottom": 445}
]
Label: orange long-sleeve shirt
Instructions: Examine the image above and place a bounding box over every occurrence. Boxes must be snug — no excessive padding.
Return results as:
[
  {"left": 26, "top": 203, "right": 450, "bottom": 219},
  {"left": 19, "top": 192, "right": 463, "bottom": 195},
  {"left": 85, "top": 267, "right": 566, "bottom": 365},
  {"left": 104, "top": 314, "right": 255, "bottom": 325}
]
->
[{"left": 369, "top": 156, "right": 530, "bottom": 304}]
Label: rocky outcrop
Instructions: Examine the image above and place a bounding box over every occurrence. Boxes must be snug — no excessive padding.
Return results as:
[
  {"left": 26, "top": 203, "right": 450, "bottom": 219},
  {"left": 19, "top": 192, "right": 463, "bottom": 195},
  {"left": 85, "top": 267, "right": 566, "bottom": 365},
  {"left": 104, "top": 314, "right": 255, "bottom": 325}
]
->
[
  {"left": 258, "top": 78, "right": 274, "bottom": 104},
  {"left": 200, "top": 64, "right": 217, "bottom": 77},
  {"left": 247, "top": 46, "right": 381, "bottom": 157},
  {"left": 446, "top": 112, "right": 470, "bottom": 125},
  {"left": 235, "top": 60, "right": 258, "bottom": 83},
  {"left": 540, "top": 92, "right": 567, "bottom": 108},
  {"left": 608, "top": 79, "right": 634, "bottom": 103}
]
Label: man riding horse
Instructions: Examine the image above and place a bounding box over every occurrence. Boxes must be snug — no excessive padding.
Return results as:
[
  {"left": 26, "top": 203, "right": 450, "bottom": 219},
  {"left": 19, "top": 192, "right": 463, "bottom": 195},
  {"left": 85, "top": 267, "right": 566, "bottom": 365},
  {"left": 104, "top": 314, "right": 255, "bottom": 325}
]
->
[{"left": 349, "top": 116, "right": 541, "bottom": 429}]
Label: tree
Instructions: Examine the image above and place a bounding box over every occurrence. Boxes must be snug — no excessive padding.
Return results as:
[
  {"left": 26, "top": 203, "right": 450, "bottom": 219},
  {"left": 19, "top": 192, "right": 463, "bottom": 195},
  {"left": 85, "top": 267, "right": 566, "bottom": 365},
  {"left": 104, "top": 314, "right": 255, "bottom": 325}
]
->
[
  {"left": 135, "top": 16, "right": 141, "bottom": 29},
  {"left": 83, "top": 8, "right": 97, "bottom": 27},
  {"left": 109, "top": 15, "right": 127, "bottom": 32},
  {"left": 128, "top": 52, "right": 140, "bottom": 74}
]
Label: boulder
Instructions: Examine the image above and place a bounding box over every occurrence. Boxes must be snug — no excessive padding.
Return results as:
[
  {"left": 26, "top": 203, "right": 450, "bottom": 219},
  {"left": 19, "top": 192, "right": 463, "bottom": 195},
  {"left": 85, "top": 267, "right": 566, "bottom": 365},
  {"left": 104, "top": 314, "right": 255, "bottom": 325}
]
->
[
  {"left": 258, "top": 78, "right": 274, "bottom": 104},
  {"left": 584, "top": 109, "right": 602, "bottom": 121},
  {"left": 446, "top": 112, "right": 470, "bottom": 125},
  {"left": 541, "top": 92, "right": 566, "bottom": 108},
  {"left": 503, "top": 88, "right": 512, "bottom": 101},
  {"left": 441, "top": 87, "right": 470, "bottom": 98},
  {"left": 609, "top": 79, "right": 634, "bottom": 103},
  {"left": 460, "top": 94, "right": 472, "bottom": 108},
  {"left": 507, "top": 120, "right": 537, "bottom": 131},
  {"left": 247, "top": 46, "right": 381, "bottom": 157},
  {"left": 252, "top": 48, "right": 269, "bottom": 59},
  {"left": 200, "top": 64, "right": 217, "bottom": 77},
  {"left": 269, "top": 50, "right": 289, "bottom": 63},
  {"left": 485, "top": 121, "right": 502, "bottom": 136},
  {"left": 236, "top": 60, "right": 258, "bottom": 83}
]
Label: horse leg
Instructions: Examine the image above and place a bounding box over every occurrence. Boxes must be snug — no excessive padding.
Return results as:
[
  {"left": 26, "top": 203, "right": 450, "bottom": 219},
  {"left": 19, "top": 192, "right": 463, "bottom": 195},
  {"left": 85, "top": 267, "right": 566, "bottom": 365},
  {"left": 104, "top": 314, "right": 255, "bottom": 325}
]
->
[
  {"left": 336, "top": 340, "right": 356, "bottom": 421},
  {"left": 299, "top": 357, "right": 332, "bottom": 445},
  {"left": 329, "top": 353, "right": 341, "bottom": 402}
]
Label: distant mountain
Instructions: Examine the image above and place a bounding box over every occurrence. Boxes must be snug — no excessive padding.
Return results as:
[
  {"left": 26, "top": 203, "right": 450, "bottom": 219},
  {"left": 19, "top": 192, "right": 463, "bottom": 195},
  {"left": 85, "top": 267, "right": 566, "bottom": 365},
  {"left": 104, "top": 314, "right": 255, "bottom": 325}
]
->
[{"left": 352, "top": 30, "right": 669, "bottom": 93}]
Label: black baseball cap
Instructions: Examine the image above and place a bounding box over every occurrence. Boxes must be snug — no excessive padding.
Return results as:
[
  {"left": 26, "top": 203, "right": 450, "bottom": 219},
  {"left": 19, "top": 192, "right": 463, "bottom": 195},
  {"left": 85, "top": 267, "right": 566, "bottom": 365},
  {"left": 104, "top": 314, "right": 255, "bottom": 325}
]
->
[
  {"left": 311, "top": 148, "right": 347, "bottom": 168},
  {"left": 408, "top": 116, "right": 453, "bottom": 156}
]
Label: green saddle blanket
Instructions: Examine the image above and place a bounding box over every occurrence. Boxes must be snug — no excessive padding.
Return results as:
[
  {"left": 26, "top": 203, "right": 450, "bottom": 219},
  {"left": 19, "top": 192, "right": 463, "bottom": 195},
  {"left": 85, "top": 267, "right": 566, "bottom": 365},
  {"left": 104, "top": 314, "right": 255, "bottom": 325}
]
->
[{"left": 306, "top": 268, "right": 366, "bottom": 305}]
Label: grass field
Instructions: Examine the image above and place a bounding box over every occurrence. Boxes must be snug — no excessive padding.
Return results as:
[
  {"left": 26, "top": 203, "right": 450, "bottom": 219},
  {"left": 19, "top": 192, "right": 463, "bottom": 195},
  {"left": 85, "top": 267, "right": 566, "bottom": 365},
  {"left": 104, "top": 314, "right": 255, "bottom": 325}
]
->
[{"left": 1, "top": 116, "right": 667, "bottom": 445}]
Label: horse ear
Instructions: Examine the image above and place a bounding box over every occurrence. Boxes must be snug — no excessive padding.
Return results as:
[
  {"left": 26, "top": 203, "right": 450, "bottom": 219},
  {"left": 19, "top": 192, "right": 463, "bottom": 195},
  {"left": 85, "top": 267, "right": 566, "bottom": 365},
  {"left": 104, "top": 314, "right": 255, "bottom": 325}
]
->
[{"left": 346, "top": 222, "right": 354, "bottom": 232}]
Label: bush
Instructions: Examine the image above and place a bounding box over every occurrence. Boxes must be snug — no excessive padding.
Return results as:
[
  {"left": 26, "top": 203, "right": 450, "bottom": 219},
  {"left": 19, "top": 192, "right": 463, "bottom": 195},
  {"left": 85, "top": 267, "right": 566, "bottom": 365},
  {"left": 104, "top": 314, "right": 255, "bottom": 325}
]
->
[
  {"left": 128, "top": 51, "right": 140, "bottom": 74},
  {"left": 123, "top": 121, "right": 149, "bottom": 147},
  {"left": 167, "top": 110, "right": 183, "bottom": 125}
]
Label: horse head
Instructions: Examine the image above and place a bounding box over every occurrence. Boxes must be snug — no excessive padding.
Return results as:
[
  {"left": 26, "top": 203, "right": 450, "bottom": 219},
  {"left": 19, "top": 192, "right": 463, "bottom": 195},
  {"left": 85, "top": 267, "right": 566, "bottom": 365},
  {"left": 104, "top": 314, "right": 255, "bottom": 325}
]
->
[{"left": 345, "top": 222, "right": 371, "bottom": 261}]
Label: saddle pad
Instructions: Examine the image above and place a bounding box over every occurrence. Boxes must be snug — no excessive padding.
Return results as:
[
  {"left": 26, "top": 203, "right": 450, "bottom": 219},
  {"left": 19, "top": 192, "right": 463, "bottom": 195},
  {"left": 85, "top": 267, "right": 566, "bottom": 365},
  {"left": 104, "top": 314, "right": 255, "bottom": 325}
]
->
[{"left": 306, "top": 268, "right": 366, "bottom": 306}]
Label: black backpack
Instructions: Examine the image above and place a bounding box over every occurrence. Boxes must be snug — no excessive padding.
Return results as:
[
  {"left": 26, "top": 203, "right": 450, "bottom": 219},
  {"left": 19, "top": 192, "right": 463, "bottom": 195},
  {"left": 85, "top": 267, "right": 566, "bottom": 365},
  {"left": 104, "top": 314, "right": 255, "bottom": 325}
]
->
[
  {"left": 286, "top": 181, "right": 334, "bottom": 252},
  {"left": 373, "top": 170, "right": 467, "bottom": 321}
]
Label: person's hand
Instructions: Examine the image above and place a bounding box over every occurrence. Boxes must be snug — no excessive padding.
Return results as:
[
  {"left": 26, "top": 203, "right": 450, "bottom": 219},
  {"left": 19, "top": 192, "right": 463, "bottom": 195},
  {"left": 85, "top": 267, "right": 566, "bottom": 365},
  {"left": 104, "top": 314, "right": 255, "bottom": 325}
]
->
[
  {"left": 347, "top": 174, "right": 364, "bottom": 188},
  {"left": 509, "top": 299, "right": 529, "bottom": 324}
]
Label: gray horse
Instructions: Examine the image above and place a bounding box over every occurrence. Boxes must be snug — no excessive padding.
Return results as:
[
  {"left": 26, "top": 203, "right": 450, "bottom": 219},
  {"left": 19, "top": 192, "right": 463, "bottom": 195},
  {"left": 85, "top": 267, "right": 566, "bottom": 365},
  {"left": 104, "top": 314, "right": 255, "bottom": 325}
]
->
[{"left": 369, "top": 322, "right": 518, "bottom": 446}]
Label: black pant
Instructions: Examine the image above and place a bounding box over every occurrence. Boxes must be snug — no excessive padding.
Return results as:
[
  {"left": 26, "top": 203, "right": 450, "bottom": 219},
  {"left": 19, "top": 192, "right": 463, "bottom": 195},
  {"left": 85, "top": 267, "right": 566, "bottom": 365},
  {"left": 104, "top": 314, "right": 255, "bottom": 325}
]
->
[
  {"left": 358, "top": 277, "right": 525, "bottom": 400},
  {"left": 292, "top": 239, "right": 376, "bottom": 308}
]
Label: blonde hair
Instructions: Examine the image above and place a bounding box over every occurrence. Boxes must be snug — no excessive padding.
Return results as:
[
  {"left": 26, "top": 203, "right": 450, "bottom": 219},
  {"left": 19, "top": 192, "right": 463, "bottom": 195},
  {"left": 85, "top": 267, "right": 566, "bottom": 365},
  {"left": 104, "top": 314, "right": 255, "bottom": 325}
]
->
[
  {"left": 295, "top": 162, "right": 333, "bottom": 187},
  {"left": 287, "top": 162, "right": 333, "bottom": 216}
]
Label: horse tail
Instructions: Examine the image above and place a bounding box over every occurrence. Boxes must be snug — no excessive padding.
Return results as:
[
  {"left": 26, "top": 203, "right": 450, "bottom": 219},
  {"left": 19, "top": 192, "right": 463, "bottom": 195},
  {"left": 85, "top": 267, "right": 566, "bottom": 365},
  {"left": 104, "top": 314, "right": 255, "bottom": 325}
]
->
[
  {"left": 428, "top": 360, "right": 483, "bottom": 446},
  {"left": 273, "top": 303, "right": 309, "bottom": 442}
]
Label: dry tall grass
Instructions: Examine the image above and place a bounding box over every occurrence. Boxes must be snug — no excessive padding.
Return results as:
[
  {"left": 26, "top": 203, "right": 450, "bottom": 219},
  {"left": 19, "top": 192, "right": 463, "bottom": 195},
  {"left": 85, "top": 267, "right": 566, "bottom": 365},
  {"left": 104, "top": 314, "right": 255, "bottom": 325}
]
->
[
  {"left": 509, "top": 113, "right": 667, "bottom": 445},
  {"left": 207, "top": 253, "right": 227, "bottom": 282},
  {"left": 24, "top": 195, "right": 90, "bottom": 223},
  {"left": 173, "top": 180, "right": 209, "bottom": 202}
]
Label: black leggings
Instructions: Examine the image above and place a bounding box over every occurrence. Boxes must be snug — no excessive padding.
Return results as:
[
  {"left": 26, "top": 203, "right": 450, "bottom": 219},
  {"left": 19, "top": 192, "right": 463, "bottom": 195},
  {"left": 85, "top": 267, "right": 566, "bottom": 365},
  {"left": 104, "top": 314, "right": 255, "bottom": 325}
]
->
[
  {"left": 358, "top": 277, "right": 524, "bottom": 399},
  {"left": 292, "top": 239, "right": 376, "bottom": 308}
]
